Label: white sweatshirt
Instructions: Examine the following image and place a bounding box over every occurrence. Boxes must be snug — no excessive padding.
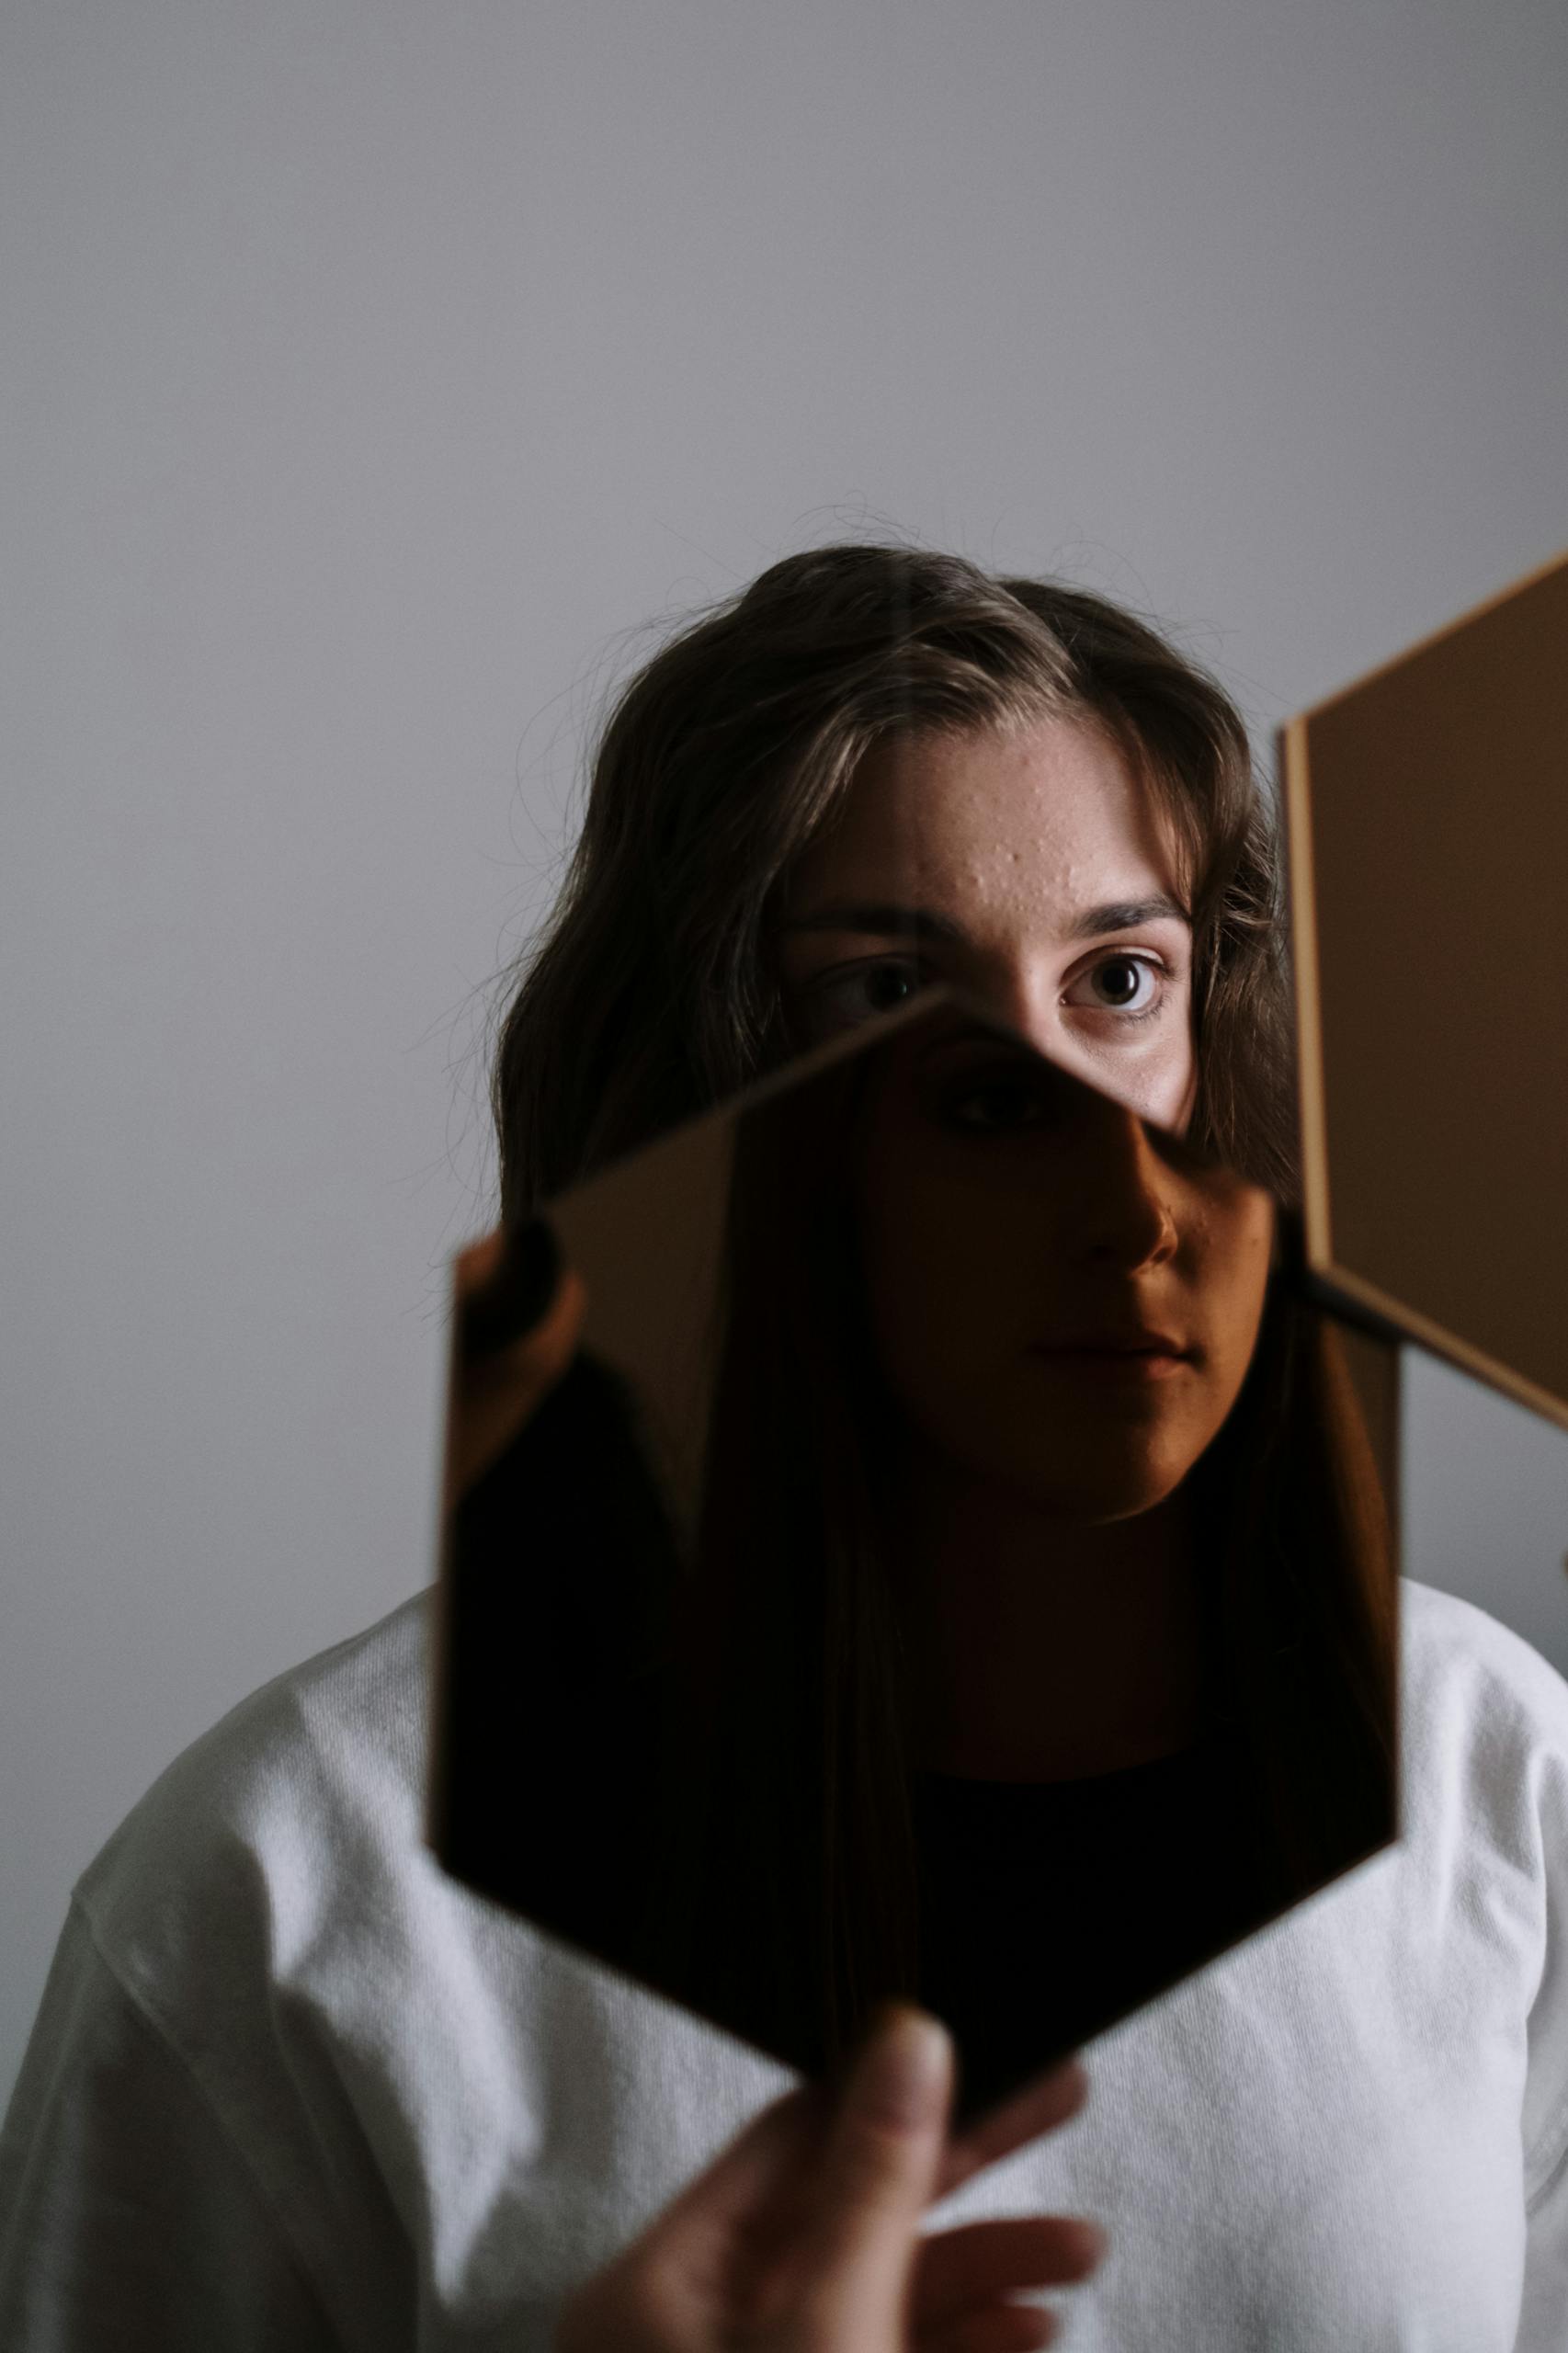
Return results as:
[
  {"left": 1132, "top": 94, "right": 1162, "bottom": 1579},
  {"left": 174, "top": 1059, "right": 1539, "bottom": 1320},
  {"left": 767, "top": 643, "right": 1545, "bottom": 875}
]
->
[{"left": 2, "top": 1579, "right": 1565, "bottom": 2352}]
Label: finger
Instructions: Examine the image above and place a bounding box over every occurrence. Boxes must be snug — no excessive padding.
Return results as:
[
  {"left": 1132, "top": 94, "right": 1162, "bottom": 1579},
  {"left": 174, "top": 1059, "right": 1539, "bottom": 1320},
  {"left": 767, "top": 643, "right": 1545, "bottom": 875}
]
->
[
  {"left": 443, "top": 1259, "right": 589, "bottom": 1506},
  {"left": 796, "top": 2008, "right": 952, "bottom": 2264},
  {"left": 454, "top": 1221, "right": 562, "bottom": 1348},
  {"left": 935, "top": 2300, "right": 1062, "bottom": 2353},
  {"left": 570, "top": 2089, "right": 827, "bottom": 2353},
  {"left": 452, "top": 1226, "right": 508, "bottom": 1302},
  {"left": 779, "top": 2006, "right": 952, "bottom": 2341},
  {"left": 937, "top": 2059, "right": 1089, "bottom": 2196},
  {"left": 642, "top": 2083, "right": 826, "bottom": 2248},
  {"left": 915, "top": 2216, "right": 1105, "bottom": 2322}
]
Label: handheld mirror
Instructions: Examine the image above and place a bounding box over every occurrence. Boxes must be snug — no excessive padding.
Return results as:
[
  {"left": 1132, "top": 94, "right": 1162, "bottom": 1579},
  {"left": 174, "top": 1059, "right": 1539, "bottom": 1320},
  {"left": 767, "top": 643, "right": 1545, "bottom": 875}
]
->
[{"left": 428, "top": 996, "right": 1398, "bottom": 2122}]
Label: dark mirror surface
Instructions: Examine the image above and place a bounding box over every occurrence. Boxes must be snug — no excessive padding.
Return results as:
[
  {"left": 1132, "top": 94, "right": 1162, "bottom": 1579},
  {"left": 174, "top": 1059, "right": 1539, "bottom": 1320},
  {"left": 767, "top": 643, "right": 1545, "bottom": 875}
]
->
[
  {"left": 1284, "top": 548, "right": 1568, "bottom": 1434},
  {"left": 429, "top": 997, "right": 1398, "bottom": 2123}
]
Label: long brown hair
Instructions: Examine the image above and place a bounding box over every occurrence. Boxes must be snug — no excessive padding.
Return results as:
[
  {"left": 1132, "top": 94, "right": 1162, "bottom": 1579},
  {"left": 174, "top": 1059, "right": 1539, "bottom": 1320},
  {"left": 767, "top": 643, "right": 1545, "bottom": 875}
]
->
[{"left": 490, "top": 545, "right": 1394, "bottom": 2072}]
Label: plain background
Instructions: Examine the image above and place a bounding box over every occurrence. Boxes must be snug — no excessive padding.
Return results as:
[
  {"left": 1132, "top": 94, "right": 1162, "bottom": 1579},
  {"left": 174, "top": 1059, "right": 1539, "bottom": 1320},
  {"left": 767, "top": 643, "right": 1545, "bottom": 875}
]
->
[{"left": 5, "top": 0, "right": 1567, "bottom": 2109}]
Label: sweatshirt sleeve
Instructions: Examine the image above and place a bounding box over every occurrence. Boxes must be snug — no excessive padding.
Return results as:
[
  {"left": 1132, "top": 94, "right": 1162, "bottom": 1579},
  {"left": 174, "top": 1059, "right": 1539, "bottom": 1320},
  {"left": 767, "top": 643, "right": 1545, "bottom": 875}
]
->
[
  {"left": 1518, "top": 2137, "right": 1568, "bottom": 2351},
  {"left": 0, "top": 1903, "right": 343, "bottom": 2353},
  {"left": 1517, "top": 1720, "right": 1568, "bottom": 2353}
]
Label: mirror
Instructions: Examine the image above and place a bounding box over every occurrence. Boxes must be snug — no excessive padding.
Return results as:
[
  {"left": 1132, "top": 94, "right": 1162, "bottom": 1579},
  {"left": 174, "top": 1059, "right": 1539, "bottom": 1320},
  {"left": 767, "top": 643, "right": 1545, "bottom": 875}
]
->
[
  {"left": 428, "top": 997, "right": 1398, "bottom": 2122},
  {"left": 1283, "top": 548, "right": 1568, "bottom": 1433}
]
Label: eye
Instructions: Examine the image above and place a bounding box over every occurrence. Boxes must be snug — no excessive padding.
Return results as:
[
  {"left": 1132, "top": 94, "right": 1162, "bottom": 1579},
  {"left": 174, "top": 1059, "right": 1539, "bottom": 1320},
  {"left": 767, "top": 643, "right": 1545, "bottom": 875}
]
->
[
  {"left": 1063, "top": 951, "right": 1166, "bottom": 1020},
  {"left": 945, "top": 1080, "right": 1047, "bottom": 1131},
  {"left": 934, "top": 1060, "right": 1059, "bottom": 1134},
  {"left": 801, "top": 956, "right": 930, "bottom": 1037}
]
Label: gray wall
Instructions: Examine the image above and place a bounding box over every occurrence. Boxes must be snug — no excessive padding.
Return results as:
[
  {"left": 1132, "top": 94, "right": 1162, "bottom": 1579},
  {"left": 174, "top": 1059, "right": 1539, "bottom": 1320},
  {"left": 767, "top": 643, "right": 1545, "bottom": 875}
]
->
[{"left": 5, "top": 0, "right": 1566, "bottom": 2106}]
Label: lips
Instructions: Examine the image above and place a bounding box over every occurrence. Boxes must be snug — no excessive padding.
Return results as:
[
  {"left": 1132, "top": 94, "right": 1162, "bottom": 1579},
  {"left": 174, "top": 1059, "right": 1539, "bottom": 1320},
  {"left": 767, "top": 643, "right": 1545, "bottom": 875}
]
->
[
  {"left": 1043, "top": 1329, "right": 1192, "bottom": 1358},
  {"left": 1029, "top": 1329, "right": 1197, "bottom": 1382}
]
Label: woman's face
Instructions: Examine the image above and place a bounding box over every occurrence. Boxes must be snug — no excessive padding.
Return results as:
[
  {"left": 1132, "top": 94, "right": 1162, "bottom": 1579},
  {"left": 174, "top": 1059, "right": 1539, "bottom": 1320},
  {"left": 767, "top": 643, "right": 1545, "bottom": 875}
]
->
[
  {"left": 780, "top": 716, "right": 1198, "bottom": 1128},
  {"left": 778, "top": 716, "right": 1273, "bottom": 1522}
]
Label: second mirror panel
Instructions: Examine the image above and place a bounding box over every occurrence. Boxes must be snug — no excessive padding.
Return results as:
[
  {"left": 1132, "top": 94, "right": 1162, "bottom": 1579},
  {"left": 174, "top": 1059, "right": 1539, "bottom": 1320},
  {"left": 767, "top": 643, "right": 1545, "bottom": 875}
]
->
[{"left": 1284, "top": 549, "right": 1568, "bottom": 1433}]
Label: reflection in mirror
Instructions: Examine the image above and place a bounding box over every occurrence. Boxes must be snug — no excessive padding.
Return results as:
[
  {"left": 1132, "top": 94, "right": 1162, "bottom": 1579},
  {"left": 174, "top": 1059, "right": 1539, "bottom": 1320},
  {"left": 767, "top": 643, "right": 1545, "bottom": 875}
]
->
[{"left": 428, "top": 997, "right": 1398, "bottom": 2122}]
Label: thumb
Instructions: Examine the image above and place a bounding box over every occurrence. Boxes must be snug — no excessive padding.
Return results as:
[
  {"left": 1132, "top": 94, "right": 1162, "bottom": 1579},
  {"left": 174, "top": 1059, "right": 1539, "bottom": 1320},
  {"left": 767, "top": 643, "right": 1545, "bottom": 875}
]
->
[{"left": 787, "top": 2006, "right": 953, "bottom": 2347}]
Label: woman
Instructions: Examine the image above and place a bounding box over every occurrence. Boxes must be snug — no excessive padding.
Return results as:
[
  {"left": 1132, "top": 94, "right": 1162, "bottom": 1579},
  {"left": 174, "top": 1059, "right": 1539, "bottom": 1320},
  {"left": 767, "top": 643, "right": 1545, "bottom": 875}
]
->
[
  {"left": 3, "top": 548, "right": 1565, "bottom": 2349},
  {"left": 456, "top": 545, "right": 1391, "bottom": 2101}
]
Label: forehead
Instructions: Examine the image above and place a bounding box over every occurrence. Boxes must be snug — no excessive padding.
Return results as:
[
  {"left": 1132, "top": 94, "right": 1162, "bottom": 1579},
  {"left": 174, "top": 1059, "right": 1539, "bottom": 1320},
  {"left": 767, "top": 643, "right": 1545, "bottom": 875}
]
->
[{"left": 787, "top": 717, "right": 1185, "bottom": 921}]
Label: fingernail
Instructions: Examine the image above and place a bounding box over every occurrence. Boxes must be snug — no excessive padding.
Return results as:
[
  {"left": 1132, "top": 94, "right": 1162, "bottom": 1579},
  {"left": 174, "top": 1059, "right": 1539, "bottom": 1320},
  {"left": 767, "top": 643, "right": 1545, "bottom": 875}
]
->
[
  {"left": 852, "top": 2006, "right": 951, "bottom": 2131},
  {"left": 1074, "top": 2218, "right": 1108, "bottom": 2273},
  {"left": 460, "top": 1221, "right": 562, "bottom": 1357}
]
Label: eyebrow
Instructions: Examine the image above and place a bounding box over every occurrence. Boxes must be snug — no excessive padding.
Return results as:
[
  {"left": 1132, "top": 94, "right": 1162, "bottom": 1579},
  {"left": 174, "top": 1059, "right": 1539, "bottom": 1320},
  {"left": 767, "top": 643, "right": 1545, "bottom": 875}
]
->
[
  {"left": 780, "top": 902, "right": 966, "bottom": 943},
  {"left": 779, "top": 893, "right": 1189, "bottom": 943},
  {"left": 1067, "top": 894, "right": 1190, "bottom": 938}
]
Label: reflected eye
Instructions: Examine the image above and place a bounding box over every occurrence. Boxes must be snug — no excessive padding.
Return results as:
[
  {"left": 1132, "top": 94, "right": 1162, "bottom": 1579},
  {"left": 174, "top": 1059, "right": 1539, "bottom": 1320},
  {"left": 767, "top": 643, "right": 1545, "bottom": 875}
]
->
[
  {"left": 936, "top": 1063, "right": 1057, "bottom": 1134},
  {"left": 1064, "top": 952, "right": 1165, "bottom": 1020},
  {"left": 948, "top": 1082, "right": 1045, "bottom": 1131}
]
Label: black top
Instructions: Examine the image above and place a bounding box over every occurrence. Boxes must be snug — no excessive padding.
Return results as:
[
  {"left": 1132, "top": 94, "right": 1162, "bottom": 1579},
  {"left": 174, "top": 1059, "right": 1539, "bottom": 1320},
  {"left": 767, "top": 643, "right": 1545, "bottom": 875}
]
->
[{"left": 914, "top": 1740, "right": 1276, "bottom": 2118}]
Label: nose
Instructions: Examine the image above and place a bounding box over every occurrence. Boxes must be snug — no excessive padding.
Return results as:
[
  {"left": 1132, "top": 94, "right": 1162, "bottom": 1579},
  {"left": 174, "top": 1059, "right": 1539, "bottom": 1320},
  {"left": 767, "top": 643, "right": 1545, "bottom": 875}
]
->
[{"left": 1064, "top": 1096, "right": 1180, "bottom": 1274}]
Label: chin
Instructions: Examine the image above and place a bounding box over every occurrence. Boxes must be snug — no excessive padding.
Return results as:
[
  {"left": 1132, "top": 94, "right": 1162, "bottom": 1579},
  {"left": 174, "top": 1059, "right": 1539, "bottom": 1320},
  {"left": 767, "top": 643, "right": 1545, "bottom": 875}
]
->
[
  {"left": 897, "top": 1387, "right": 1222, "bottom": 1525},
  {"left": 983, "top": 1429, "right": 1200, "bottom": 1524},
  {"left": 1017, "top": 1465, "right": 1189, "bottom": 1525}
]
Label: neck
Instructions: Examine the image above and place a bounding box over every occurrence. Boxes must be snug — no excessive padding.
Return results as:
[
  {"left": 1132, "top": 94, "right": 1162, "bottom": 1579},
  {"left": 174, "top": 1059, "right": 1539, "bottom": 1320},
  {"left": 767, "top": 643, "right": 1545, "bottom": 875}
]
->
[{"left": 895, "top": 1461, "right": 1206, "bottom": 1783}]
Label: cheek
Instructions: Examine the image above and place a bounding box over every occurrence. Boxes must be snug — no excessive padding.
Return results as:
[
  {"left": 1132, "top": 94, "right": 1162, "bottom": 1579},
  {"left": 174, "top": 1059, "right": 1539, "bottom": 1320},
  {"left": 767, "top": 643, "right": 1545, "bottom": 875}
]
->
[
  {"left": 1199, "top": 1222, "right": 1275, "bottom": 1412},
  {"left": 1167, "top": 1038, "right": 1200, "bottom": 1135},
  {"left": 1058, "top": 1024, "right": 1196, "bottom": 1139},
  {"left": 1143, "top": 1024, "right": 1199, "bottom": 1136}
]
